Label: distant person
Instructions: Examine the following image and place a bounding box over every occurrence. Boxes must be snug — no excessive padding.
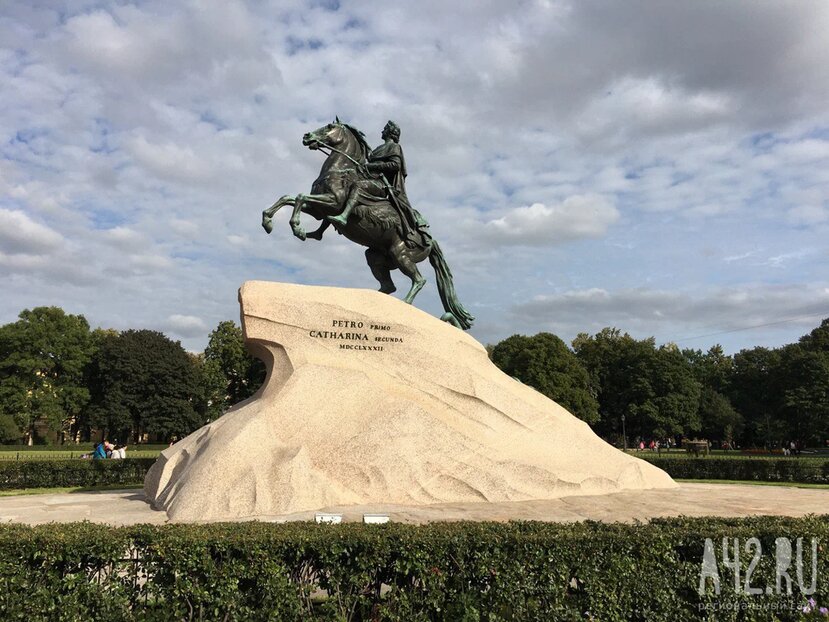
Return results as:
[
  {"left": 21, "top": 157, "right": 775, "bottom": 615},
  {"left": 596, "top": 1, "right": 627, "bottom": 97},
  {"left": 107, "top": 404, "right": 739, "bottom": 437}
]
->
[
  {"left": 639, "top": 440, "right": 645, "bottom": 451},
  {"left": 110, "top": 444, "right": 126, "bottom": 460},
  {"left": 93, "top": 442, "right": 107, "bottom": 460}
]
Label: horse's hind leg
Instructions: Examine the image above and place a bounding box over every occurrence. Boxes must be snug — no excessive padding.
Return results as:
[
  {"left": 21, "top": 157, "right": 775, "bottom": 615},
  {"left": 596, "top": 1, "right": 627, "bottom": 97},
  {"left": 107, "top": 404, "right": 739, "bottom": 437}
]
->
[
  {"left": 306, "top": 220, "right": 330, "bottom": 241},
  {"left": 366, "top": 248, "right": 396, "bottom": 294},
  {"left": 391, "top": 241, "right": 426, "bottom": 304}
]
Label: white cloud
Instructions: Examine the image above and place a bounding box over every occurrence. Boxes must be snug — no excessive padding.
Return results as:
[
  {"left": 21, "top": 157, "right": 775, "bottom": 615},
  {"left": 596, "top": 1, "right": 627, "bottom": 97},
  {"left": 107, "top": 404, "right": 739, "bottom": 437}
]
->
[
  {"left": 166, "top": 314, "right": 208, "bottom": 338},
  {"left": 723, "top": 251, "right": 758, "bottom": 263},
  {"left": 510, "top": 284, "right": 829, "bottom": 352},
  {"left": 787, "top": 205, "right": 829, "bottom": 226},
  {"left": 765, "top": 250, "right": 812, "bottom": 268},
  {"left": 0, "top": 209, "right": 63, "bottom": 254},
  {"left": 125, "top": 135, "right": 215, "bottom": 184},
  {"left": 0, "top": 251, "right": 49, "bottom": 271},
  {"left": 474, "top": 195, "right": 619, "bottom": 246},
  {"left": 127, "top": 254, "right": 174, "bottom": 273},
  {"left": 776, "top": 138, "right": 829, "bottom": 162},
  {"left": 227, "top": 234, "right": 250, "bottom": 247},
  {"left": 1, "top": 0, "right": 828, "bottom": 355},
  {"left": 576, "top": 77, "right": 732, "bottom": 141},
  {"left": 102, "top": 226, "right": 145, "bottom": 249}
]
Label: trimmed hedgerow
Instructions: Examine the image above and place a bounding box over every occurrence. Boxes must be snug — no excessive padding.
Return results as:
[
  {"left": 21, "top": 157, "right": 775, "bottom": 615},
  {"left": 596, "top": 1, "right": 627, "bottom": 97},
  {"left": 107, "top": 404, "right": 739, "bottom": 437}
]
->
[
  {"left": 5, "top": 456, "right": 827, "bottom": 491},
  {"left": 0, "top": 458, "right": 156, "bottom": 490},
  {"left": 640, "top": 456, "right": 829, "bottom": 484},
  {"left": 0, "top": 516, "right": 825, "bottom": 621}
]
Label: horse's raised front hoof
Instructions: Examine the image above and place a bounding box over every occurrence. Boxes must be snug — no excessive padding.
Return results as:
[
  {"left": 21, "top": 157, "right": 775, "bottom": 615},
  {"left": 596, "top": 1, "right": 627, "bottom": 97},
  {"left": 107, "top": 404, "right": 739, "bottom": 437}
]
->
[
  {"left": 262, "top": 217, "right": 274, "bottom": 234},
  {"left": 292, "top": 226, "right": 307, "bottom": 241}
]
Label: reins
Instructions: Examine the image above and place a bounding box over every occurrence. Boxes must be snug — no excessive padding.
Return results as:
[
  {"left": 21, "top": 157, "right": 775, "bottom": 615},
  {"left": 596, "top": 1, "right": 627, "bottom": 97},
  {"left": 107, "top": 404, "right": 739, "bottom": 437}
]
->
[{"left": 316, "top": 143, "right": 364, "bottom": 170}]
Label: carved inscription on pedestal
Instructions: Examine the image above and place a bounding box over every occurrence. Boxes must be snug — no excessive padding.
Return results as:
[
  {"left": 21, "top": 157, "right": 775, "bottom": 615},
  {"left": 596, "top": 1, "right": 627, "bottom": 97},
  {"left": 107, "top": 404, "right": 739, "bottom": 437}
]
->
[{"left": 309, "top": 319, "right": 404, "bottom": 351}]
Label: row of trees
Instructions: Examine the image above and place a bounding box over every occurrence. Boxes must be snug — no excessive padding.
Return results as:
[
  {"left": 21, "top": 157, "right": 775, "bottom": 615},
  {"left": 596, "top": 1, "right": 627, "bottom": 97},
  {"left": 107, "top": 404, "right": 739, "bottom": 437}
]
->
[
  {"left": 0, "top": 307, "right": 264, "bottom": 444},
  {"left": 1, "top": 304, "right": 826, "bottom": 447},
  {"left": 490, "top": 321, "right": 829, "bottom": 448}
]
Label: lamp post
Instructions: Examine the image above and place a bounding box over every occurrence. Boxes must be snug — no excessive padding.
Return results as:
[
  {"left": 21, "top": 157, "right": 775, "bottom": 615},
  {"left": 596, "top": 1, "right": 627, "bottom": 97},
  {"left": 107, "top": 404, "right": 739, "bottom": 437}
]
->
[{"left": 621, "top": 414, "right": 627, "bottom": 451}]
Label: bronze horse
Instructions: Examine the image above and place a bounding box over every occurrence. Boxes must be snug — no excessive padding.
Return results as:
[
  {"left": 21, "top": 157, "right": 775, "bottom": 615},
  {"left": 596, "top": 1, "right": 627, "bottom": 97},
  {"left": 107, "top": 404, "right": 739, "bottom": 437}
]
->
[{"left": 261, "top": 119, "right": 474, "bottom": 330}]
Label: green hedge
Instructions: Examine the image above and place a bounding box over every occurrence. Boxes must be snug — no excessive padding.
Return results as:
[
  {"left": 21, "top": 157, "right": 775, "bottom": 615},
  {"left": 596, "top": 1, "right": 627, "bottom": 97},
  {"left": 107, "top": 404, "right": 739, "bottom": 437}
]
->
[
  {"left": 0, "top": 516, "right": 825, "bottom": 621},
  {"left": 0, "top": 458, "right": 156, "bottom": 490},
  {"left": 641, "top": 456, "right": 829, "bottom": 484},
  {"left": 1, "top": 456, "right": 826, "bottom": 490}
]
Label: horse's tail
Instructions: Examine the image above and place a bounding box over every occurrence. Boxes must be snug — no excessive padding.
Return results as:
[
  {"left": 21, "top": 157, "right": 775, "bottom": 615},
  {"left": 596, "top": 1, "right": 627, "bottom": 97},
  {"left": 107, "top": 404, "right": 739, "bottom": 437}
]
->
[{"left": 428, "top": 240, "right": 475, "bottom": 330}]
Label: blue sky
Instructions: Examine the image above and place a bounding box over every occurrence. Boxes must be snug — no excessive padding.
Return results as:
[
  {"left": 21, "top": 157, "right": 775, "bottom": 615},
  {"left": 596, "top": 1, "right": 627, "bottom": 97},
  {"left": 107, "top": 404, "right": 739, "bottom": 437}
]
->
[{"left": 1, "top": 0, "right": 828, "bottom": 353}]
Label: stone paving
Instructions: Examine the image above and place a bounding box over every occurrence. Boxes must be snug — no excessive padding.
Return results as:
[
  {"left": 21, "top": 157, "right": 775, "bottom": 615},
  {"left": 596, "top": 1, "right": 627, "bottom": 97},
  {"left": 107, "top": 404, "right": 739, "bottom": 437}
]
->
[{"left": 0, "top": 483, "right": 826, "bottom": 525}]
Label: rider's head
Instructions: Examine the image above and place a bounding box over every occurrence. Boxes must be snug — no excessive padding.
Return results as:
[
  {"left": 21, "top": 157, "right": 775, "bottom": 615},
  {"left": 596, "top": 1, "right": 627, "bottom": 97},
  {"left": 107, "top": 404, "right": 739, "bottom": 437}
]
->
[{"left": 383, "top": 120, "right": 401, "bottom": 143}]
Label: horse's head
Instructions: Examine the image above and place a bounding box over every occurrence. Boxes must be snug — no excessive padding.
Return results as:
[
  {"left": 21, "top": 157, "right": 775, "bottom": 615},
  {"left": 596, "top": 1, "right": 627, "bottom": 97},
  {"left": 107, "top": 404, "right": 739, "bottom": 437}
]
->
[
  {"left": 302, "top": 118, "right": 371, "bottom": 161},
  {"left": 302, "top": 119, "right": 348, "bottom": 151}
]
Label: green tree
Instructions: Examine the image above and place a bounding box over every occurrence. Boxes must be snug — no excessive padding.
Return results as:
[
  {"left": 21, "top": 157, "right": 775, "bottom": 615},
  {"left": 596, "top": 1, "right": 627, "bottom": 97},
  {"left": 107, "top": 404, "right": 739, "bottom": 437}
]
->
[
  {"left": 790, "top": 318, "right": 829, "bottom": 445},
  {"left": 684, "top": 345, "right": 741, "bottom": 444},
  {"left": 799, "top": 317, "right": 829, "bottom": 352},
  {"left": 201, "top": 321, "right": 266, "bottom": 420},
  {"left": 490, "top": 332, "right": 599, "bottom": 424},
  {"left": 573, "top": 328, "right": 701, "bottom": 440},
  {"left": 729, "top": 346, "right": 784, "bottom": 447},
  {"left": 698, "top": 387, "right": 743, "bottom": 444},
  {"left": 683, "top": 344, "right": 733, "bottom": 394},
  {"left": 0, "top": 307, "right": 94, "bottom": 444},
  {"left": 777, "top": 344, "right": 829, "bottom": 446},
  {"left": 87, "top": 329, "right": 204, "bottom": 443},
  {"left": 0, "top": 414, "right": 21, "bottom": 443}
]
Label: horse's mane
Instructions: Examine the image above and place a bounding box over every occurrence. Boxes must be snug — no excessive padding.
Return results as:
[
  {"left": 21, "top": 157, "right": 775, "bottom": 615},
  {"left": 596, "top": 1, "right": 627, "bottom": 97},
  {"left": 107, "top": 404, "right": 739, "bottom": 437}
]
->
[{"left": 340, "top": 123, "right": 371, "bottom": 161}]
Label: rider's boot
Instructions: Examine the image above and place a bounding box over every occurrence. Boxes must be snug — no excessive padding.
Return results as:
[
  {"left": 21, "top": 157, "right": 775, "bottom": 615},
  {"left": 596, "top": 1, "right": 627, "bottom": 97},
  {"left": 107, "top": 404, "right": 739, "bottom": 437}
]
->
[{"left": 330, "top": 196, "right": 358, "bottom": 226}]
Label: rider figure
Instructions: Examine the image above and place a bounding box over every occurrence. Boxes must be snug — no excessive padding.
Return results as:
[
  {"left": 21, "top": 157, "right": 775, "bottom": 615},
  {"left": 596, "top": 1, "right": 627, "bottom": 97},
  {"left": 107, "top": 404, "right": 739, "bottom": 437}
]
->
[{"left": 330, "top": 120, "right": 429, "bottom": 247}]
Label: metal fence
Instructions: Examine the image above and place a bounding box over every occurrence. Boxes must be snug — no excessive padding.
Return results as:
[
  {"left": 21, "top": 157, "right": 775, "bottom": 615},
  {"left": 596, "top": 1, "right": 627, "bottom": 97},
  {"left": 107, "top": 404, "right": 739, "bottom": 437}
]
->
[{"left": 0, "top": 450, "right": 160, "bottom": 461}]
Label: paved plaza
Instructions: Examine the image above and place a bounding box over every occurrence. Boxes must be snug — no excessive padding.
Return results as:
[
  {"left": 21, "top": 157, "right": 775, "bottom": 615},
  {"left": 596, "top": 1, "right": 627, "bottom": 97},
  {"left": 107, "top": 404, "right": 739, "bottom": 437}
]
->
[{"left": 0, "top": 483, "right": 825, "bottom": 526}]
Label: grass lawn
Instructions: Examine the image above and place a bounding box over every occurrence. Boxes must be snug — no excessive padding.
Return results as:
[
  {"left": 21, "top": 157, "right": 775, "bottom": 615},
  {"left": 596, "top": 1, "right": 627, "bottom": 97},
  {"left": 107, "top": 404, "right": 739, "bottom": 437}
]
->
[
  {"left": 676, "top": 478, "right": 829, "bottom": 489},
  {"left": 0, "top": 483, "right": 144, "bottom": 497}
]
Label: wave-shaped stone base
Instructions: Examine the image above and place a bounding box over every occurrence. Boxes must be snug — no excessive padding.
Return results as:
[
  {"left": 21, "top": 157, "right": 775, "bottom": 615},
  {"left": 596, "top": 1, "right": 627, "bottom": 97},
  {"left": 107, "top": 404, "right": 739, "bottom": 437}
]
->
[{"left": 144, "top": 281, "right": 675, "bottom": 521}]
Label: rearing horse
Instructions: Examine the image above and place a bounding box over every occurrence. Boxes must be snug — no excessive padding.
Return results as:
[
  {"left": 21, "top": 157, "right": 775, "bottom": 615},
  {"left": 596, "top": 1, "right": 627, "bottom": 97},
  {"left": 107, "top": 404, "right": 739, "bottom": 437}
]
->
[{"left": 261, "top": 119, "right": 474, "bottom": 330}]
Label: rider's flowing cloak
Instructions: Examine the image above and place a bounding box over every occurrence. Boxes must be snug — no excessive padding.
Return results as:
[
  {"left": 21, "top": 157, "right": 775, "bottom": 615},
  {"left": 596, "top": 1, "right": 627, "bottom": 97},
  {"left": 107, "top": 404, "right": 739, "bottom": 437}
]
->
[
  {"left": 360, "top": 142, "right": 431, "bottom": 248},
  {"left": 370, "top": 141, "right": 407, "bottom": 186}
]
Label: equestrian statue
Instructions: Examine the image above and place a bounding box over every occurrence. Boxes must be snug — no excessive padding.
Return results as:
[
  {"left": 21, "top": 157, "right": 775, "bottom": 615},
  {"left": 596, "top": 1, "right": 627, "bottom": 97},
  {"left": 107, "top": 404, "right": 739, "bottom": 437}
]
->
[{"left": 261, "top": 118, "right": 474, "bottom": 330}]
